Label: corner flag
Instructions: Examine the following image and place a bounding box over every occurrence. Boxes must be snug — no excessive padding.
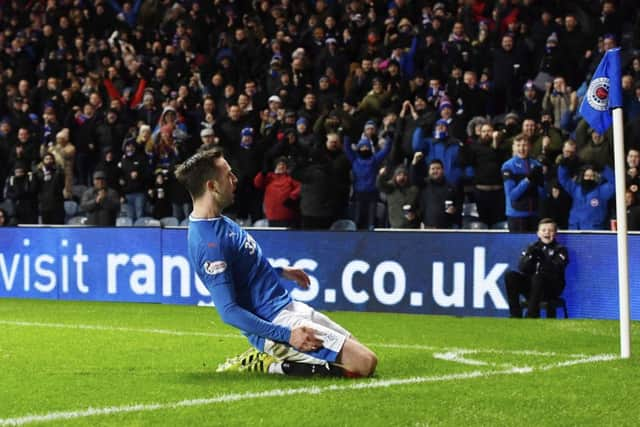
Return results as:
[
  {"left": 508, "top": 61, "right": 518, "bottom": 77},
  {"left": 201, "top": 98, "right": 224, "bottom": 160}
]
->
[{"left": 579, "top": 48, "right": 623, "bottom": 134}]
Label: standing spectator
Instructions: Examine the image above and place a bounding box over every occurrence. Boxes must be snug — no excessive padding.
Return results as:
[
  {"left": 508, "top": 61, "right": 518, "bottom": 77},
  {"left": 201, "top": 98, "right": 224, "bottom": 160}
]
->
[
  {"left": 517, "top": 80, "right": 542, "bottom": 121},
  {"left": 48, "top": 129, "right": 76, "bottom": 200},
  {"left": 461, "top": 123, "right": 508, "bottom": 227},
  {"left": 230, "top": 127, "right": 265, "bottom": 223},
  {"left": 625, "top": 148, "right": 640, "bottom": 194},
  {"left": 411, "top": 157, "right": 463, "bottom": 229},
  {"left": 4, "top": 162, "right": 38, "bottom": 225},
  {"left": 344, "top": 136, "right": 392, "bottom": 230},
  {"left": 119, "top": 139, "right": 149, "bottom": 221},
  {"left": 323, "top": 133, "right": 352, "bottom": 220},
  {"left": 376, "top": 165, "right": 419, "bottom": 229},
  {"left": 504, "top": 218, "right": 569, "bottom": 318},
  {"left": 71, "top": 103, "right": 99, "bottom": 186},
  {"left": 147, "top": 170, "right": 173, "bottom": 220},
  {"left": 542, "top": 76, "right": 576, "bottom": 131},
  {"left": 80, "top": 171, "right": 121, "bottom": 226},
  {"left": 253, "top": 157, "right": 301, "bottom": 227},
  {"left": 412, "top": 119, "right": 469, "bottom": 189},
  {"left": 492, "top": 34, "right": 524, "bottom": 114},
  {"left": 501, "top": 134, "right": 545, "bottom": 232},
  {"left": 34, "top": 153, "right": 65, "bottom": 224},
  {"left": 557, "top": 163, "right": 615, "bottom": 230}
]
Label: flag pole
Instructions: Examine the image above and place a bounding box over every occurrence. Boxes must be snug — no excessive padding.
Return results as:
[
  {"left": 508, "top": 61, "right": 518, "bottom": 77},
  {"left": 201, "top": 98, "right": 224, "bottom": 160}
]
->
[{"left": 612, "top": 107, "right": 631, "bottom": 358}]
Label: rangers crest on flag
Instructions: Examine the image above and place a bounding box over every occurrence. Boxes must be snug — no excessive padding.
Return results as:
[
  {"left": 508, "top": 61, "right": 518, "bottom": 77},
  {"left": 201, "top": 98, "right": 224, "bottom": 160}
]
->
[{"left": 586, "top": 77, "right": 610, "bottom": 111}]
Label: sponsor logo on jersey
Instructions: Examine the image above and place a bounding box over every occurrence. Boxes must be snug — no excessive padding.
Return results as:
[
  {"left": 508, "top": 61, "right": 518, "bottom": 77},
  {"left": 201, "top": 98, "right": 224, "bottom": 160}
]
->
[{"left": 204, "top": 260, "right": 227, "bottom": 275}]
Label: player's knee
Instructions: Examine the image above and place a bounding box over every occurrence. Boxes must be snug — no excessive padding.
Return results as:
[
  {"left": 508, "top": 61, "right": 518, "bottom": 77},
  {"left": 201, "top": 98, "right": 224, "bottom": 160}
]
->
[{"left": 357, "top": 349, "right": 377, "bottom": 377}]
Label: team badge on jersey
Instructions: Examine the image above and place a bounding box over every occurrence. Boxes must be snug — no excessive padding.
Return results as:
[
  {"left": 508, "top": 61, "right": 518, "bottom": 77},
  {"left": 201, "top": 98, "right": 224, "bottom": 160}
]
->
[
  {"left": 590, "top": 198, "right": 600, "bottom": 207},
  {"left": 204, "top": 260, "right": 227, "bottom": 275}
]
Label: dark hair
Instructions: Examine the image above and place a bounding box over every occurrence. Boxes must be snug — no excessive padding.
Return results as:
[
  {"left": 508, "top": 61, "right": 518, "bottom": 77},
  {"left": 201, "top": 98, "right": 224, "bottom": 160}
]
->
[
  {"left": 429, "top": 159, "right": 444, "bottom": 167},
  {"left": 174, "top": 149, "right": 224, "bottom": 199}
]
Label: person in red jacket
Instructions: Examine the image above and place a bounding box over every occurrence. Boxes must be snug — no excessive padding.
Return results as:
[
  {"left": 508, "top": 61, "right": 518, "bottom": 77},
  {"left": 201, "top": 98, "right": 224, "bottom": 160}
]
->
[{"left": 253, "top": 157, "right": 301, "bottom": 227}]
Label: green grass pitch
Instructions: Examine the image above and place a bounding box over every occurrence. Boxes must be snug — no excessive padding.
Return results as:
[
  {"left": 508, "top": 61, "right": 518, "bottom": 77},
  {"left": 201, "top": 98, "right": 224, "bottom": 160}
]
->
[{"left": 1, "top": 298, "right": 639, "bottom": 426}]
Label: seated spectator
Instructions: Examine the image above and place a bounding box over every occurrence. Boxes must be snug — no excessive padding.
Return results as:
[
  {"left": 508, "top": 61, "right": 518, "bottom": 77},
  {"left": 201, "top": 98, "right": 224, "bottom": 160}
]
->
[
  {"left": 253, "top": 157, "right": 301, "bottom": 228},
  {"left": 80, "top": 171, "right": 121, "bottom": 226},
  {"left": 504, "top": 218, "right": 569, "bottom": 318}
]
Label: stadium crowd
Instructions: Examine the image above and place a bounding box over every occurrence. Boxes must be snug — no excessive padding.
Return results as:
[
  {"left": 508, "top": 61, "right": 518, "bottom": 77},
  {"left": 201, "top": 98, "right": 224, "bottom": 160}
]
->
[{"left": 1, "top": 0, "right": 640, "bottom": 231}]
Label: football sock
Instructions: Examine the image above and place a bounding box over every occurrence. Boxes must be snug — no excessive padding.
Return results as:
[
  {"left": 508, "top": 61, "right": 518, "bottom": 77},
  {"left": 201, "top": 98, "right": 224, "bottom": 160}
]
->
[{"left": 277, "top": 361, "right": 345, "bottom": 377}]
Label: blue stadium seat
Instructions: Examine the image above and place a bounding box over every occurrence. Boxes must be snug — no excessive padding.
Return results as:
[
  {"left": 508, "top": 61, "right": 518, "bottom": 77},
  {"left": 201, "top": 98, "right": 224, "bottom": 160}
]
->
[
  {"left": 252, "top": 218, "right": 269, "bottom": 227},
  {"left": 64, "top": 200, "right": 78, "bottom": 218},
  {"left": 134, "top": 216, "right": 161, "bottom": 227},
  {"left": 491, "top": 221, "right": 509, "bottom": 230},
  {"left": 180, "top": 218, "right": 190, "bottom": 226},
  {"left": 67, "top": 216, "right": 88, "bottom": 225},
  {"left": 160, "top": 216, "right": 179, "bottom": 227},
  {"left": 330, "top": 219, "right": 357, "bottom": 231},
  {"left": 116, "top": 217, "right": 133, "bottom": 227},
  {"left": 521, "top": 297, "right": 568, "bottom": 318},
  {"left": 0, "top": 199, "right": 15, "bottom": 217}
]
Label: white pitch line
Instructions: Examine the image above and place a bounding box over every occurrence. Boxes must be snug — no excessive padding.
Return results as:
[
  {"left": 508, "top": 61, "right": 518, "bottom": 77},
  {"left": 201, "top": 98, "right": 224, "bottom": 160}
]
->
[
  {"left": 0, "top": 320, "right": 592, "bottom": 358},
  {"left": 0, "top": 320, "right": 241, "bottom": 340},
  {"left": 0, "top": 355, "right": 616, "bottom": 426}
]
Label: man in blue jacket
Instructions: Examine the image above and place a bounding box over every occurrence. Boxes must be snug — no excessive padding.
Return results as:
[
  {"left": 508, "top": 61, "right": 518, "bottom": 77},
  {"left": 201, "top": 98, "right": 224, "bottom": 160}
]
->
[
  {"left": 411, "top": 119, "right": 471, "bottom": 189},
  {"left": 557, "top": 162, "right": 615, "bottom": 230},
  {"left": 501, "top": 134, "right": 545, "bottom": 232}
]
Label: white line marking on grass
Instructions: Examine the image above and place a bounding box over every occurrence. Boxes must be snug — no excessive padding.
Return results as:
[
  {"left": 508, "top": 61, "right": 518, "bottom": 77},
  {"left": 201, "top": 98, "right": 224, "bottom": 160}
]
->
[
  {"left": 0, "top": 320, "right": 241, "bottom": 340},
  {"left": 0, "top": 354, "right": 616, "bottom": 426},
  {"left": 0, "top": 320, "right": 593, "bottom": 358}
]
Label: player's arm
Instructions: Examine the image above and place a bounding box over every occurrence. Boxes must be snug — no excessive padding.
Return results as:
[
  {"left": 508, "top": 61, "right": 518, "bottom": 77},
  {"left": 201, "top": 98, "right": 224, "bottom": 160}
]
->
[{"left": 208, "top": 279, "right": 292, "bottom": 343}]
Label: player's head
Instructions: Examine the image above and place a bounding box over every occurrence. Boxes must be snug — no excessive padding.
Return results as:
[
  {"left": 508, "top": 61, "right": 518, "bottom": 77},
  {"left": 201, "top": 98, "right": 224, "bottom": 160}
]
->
[
  {"left": 537, "top": 218, "right": 557, "bottom": 244},
  {"left": 175, "top": 149, "right": 237, "bottom": 209}
]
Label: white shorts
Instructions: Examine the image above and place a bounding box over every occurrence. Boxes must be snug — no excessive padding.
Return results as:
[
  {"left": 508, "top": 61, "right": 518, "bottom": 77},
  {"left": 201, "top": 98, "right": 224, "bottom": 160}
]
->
[{"left": 264, "top": 301, "right": 350, "bottom": 365}]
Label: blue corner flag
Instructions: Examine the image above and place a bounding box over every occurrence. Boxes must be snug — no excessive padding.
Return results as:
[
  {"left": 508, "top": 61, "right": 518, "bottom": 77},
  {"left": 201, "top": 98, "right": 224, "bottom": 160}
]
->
[{"left": 579, "top": 48, "right": 623, "bottom": 134}]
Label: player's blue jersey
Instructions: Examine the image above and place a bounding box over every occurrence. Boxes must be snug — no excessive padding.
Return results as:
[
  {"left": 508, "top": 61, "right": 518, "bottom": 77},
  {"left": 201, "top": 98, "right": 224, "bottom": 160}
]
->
[{"left": 188, "top": 215, "right": 291, "bottom": 346}]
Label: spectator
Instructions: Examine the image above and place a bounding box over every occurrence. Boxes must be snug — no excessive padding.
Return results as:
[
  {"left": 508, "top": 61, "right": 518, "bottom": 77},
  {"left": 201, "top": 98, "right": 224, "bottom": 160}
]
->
[
  {"left": 147, "top": 170, "right": 173, "bottom": 220},
  {"left": 504, "top": 218, "right": 569, "bottom": 318},
  {"left": 119, "top": 139, "right": 149, "bottom": 221},
  {"left": 501, "top": 134, "right": 545, "bottom": 232},
  {"left": 411, "top": 157, "right": 463, "bottom": 229},
  {"left": 230, "top": 127, "right": 265, "bottom": 223},
  {"left": 34, "top": 153, "right": 65, "bottom": 224},
  {"left": 412, "top": 119, "right": 469, "bottom": 189},
  {"left": 625, "top": 148, "right": 640, "bottom": 194},
  {"left": 344, "top": 135, "right": 392, "bottom": 230},
  {"left": 80, "top": 171, "right": 121, "bottom": 226},
  {"left": 626, "top": 190, "right": 640, "bottom": 231},
  {"left": 48, "top": 129, "right": 76, "bottom": 200},
  {"left": 460, "top": 123, "right": 508, "bottom": 227},
  {"left": 557, "top": 163, "right": 615, "bottom": 230},
  {"left": 4, "top": 162, "right": 38, "bottom": 224},
  {"left": 376, "top": 164, "right": 419, "bottom": 229},
  {"left": 253, "top": 157, "right": 301, "bottom": 228}
]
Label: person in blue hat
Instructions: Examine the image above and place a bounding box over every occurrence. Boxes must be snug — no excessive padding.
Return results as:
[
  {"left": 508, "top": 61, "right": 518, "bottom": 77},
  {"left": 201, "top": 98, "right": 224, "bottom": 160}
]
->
[{"left": 344, "top": 134, "right": 392, "bottom": 229}]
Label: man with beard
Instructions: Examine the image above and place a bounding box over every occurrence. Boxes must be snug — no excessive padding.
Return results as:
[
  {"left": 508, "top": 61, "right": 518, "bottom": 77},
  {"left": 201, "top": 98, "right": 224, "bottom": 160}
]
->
[
  {"left": 411, "top": 158, "right": 462, "bottom": 229},
  {"left": 376, "top": 164, "right": 419, "bottom": 229},
  {"left": 557, "top": 163, "right": 615, "bottom": 230},
  {"left": 34, "top": 153, "right": 65, "bottom": 224},
  {"left": 460, "top": 123, "right": 508, "bottom": 227}
]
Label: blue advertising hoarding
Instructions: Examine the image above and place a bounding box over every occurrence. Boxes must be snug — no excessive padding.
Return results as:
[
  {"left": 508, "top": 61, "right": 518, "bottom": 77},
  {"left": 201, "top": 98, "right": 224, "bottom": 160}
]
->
[{"left": 1, "top": 227, "right": 638, "bottom": 320}]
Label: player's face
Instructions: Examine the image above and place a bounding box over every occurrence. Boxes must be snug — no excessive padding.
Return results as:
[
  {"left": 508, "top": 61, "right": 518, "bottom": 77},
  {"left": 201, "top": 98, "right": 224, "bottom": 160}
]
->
[
  {"left": 537, "top": 223, "right": 556, "bottom": 244},
  {"left": 213, "top": 158, "right": 238, "bottom": 209}
]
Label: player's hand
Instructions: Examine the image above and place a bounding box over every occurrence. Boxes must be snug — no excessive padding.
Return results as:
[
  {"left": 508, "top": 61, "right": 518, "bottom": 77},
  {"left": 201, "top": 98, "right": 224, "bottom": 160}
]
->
[
  {"left": 281, "top": 266, "right": 311, "bottom": 289},
  {"left": 289, "top": 326, "right": 323, "bottom": 352}
]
